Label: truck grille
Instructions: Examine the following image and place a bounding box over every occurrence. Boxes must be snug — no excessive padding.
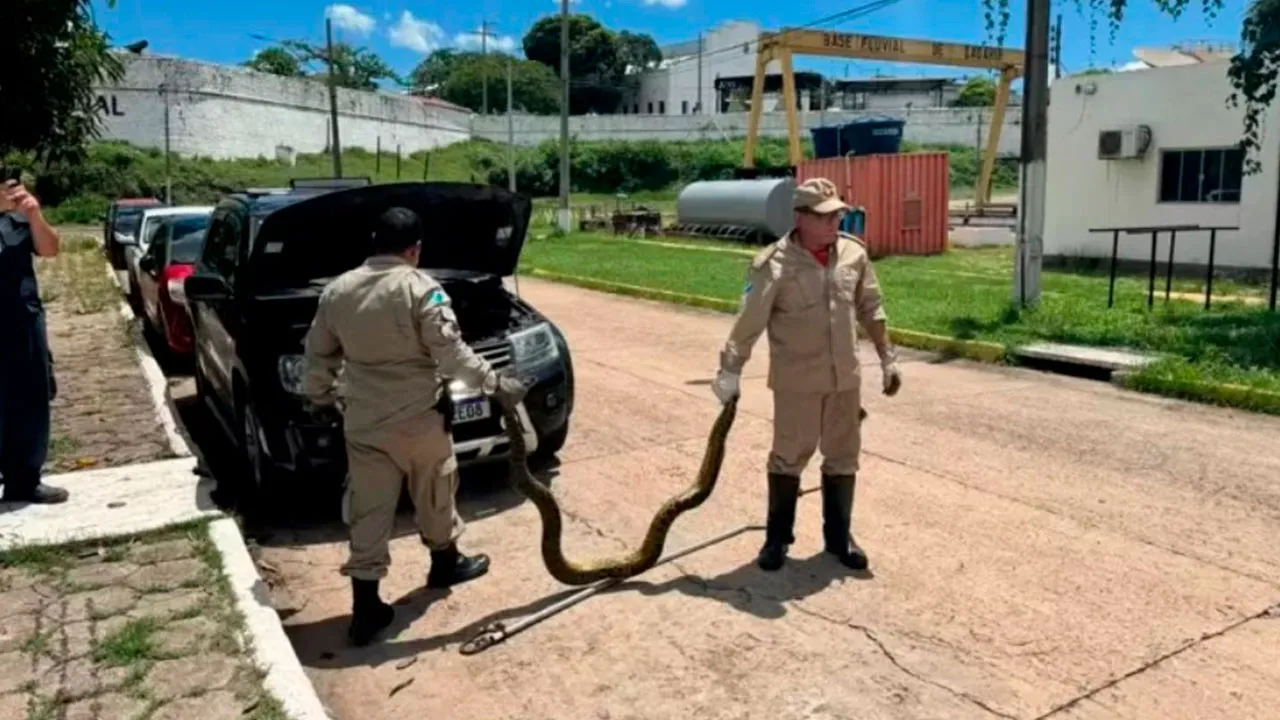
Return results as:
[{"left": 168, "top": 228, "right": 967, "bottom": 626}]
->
[{"left": 473, "top": 340, "right": 512, "bottom": 370}]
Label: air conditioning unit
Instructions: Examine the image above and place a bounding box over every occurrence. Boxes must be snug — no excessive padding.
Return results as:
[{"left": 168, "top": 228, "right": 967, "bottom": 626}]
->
[{"left": 1097, "top": 125, "right": 1153, "bottom": 160}]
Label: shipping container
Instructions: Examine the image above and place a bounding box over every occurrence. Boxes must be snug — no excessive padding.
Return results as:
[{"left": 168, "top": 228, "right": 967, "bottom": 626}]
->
[{"left": 796, "top": 152, "right": 949, "bottom": 257}]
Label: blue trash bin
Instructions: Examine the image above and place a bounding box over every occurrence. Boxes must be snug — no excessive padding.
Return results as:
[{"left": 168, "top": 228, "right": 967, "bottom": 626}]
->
[
  {"left": 840, "top": 116, "right": 905, "bottom": 155},
  {"left": 809, "top": 125, "right": 844, "bottom": 159},
  {"left": 840, "top": 207, "right": 866, "bottom": 236}
]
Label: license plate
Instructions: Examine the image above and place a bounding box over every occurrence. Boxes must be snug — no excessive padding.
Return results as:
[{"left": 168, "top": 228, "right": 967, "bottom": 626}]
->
[{"left": 453, "top": 398, "right": 492, "bottom": 425}]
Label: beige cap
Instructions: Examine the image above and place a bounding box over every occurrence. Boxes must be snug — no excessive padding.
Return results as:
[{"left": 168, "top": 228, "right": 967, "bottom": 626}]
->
[{"left": 793, "top": 177, "right": 849, "bottom": 214}]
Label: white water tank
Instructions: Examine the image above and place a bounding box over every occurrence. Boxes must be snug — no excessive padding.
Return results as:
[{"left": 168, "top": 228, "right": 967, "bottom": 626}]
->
[{"left": 676, "top": 178, "right": 796, "bottom": 238}]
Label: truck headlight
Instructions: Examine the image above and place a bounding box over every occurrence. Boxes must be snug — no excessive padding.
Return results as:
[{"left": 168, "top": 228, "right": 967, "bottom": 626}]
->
[
  {"left": 278, "top": 354, "right": 306, "bottom": 395},
  {"left": 509, "top": 323, "right": 559, "bottom": 371}
]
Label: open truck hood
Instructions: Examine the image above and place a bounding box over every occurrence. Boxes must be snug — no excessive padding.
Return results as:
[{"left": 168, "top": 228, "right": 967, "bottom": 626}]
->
[{"left": 247, "top": 182, "right": 531, "bottom": 291}]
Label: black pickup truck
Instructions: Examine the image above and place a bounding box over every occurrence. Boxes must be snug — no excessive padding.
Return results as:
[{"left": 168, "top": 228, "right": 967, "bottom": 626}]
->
[{"left": 183, "top": 180, "right": 573, "bottom": 508}]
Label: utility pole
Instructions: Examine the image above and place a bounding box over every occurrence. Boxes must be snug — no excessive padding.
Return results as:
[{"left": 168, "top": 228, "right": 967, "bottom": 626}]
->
[
  {"left": 557, "top": 0, "right": 571, "bottom": 232},
  {"left": 161, "top": 82, "right": 172, "bottom": 204},
  {"left": 325, "top": 18, "right": 343, "bottom": 177},
  {"left": 507, "top": 59, "right": 516, "bottom": 193},
  {"left": 463, "top": 21, "right": 496, "bottom": 115},
  {"left": 1052, "top": 14, "right": 1063, "bottom": 79},
  {"left": 1015, "top": 0, "right": 1050, "bottom": 306},
  {"left": 696, "top": 33, "right": 703, "bottom": 114}
]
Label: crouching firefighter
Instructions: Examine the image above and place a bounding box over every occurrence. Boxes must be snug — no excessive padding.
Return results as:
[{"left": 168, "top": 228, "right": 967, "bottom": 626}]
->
[
  {"left": 711, "top": 178, "right": 902, "bottom": 572},
  {"left": 303, "top": 206, "right": 527, "bottom": 646}
]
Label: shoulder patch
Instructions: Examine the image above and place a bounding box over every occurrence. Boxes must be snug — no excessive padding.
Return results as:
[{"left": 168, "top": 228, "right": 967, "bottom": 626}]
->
[{"left": 425, "top": 287, "right": 449, "bottom": 307}]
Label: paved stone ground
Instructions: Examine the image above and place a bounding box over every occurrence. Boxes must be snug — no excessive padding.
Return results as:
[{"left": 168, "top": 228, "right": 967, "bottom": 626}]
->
[
  {"left": 249, "top": 278, "right": 1280, "bottom": 720},
  {"left": 0, "top": 522, "right": 289, "bottom": 720}
]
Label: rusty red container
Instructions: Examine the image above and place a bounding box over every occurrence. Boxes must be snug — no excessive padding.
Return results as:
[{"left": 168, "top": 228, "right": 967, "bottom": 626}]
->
[{"left": 796, "top": 152, "right": 950, "bottom": 257}]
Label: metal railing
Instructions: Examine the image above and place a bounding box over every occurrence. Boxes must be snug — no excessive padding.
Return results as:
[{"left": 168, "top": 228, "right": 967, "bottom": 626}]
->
[{"left": 1088, "top": 224, "right": 1240, "bottom": 310}]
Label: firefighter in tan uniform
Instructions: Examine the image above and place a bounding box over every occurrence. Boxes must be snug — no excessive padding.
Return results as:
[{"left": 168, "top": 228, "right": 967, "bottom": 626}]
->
[
  {"left": 303, "top": 207, "right": 527, "bottom": 646},
  {"left": 712, "top": 178, "right": 902, "bottom": 572}
]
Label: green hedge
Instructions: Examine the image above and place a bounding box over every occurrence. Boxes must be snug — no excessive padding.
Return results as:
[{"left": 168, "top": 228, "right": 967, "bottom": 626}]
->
[{"left": 31, "top": 137, "right": 1018, "bottom": 219}]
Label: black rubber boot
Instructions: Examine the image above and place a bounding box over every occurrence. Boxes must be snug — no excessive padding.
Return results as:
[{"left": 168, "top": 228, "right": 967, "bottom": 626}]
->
[
  {"left": 347, "top": 578, "right": 395, "bottom": 647},
  {"left": 821, "top": 474, "right": 868, "bottom": 571},
  {"left": 757, "top": 473, "right": 800, "bottom": 571},
  {"left": 426, "top": 544, "right": 491, "bottom": 589}
]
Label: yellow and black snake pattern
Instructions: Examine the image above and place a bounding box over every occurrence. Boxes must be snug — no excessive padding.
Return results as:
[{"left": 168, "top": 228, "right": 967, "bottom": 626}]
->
[{"left": 499, "top": 397, "right": 740, "bottom": 586}]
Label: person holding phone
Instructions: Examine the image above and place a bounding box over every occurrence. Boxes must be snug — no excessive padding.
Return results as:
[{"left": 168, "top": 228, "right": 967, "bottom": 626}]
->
[{"left": 0, "top": 169, "right": 68, "bottom": 504}]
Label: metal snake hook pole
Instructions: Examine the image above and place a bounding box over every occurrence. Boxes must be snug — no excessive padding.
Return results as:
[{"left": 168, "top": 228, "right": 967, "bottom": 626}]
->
[{"left": 459, "top": 522, "right": 766, "bottom": 655}]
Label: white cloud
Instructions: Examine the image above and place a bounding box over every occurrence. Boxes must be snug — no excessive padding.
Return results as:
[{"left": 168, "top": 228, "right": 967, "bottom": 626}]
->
[
  {"left": 325, "top": 4, "right": 376, "bottom": 35},
  {"left": 454, "top": 31, "right": 518, "bottom": 53},
  {"left": 388, "top": 11, "right": 445, "bottom": 53},
  {"left": 642, "top": 0, "right": 686, "bottom": 6}
]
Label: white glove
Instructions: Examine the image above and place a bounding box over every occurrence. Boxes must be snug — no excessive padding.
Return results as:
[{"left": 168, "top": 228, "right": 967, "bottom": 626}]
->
[
  {"left": 880, "top": 349, "right": 902, "bottom": 396},
  {"left": 712, "top": 370, "right": 740, "bottom": 404}
]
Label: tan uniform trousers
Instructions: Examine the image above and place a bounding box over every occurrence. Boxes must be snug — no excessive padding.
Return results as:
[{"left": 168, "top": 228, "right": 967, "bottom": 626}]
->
[
  {"left": 339, "top": 410, "right": 463, "bottom": 581},
  {"left": 768, "top": 389, "right": 862, "bottom": 477}
]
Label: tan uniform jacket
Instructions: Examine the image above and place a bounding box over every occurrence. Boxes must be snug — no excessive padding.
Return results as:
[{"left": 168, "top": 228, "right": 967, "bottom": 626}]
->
[
  {"left": 719, "top": 232, "right": 887, "bottom": 394},
  {"left": 302, "top": 256, "right": 497, "bottom": 435}
]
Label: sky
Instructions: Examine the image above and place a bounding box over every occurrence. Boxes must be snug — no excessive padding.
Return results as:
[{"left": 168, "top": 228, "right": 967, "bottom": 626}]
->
[{"left": 89, "top": 0, "right": 1249, "bottom": 84}]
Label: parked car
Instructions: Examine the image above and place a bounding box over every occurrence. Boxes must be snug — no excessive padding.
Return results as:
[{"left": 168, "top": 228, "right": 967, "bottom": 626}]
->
[
  {"left": 123, "top": 206, "right": 213, "bottom": 303},
  {"left": 183, "top": 180, "right": 574, "bottom": 507},
  {"left": 103, "top": 197, "right": 163, "bottom": 284},
  {"left": 134, "top": 213, "right": 212, "bottom": 355}
]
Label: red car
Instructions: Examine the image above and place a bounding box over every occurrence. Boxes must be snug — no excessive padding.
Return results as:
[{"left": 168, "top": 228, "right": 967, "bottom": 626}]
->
[{"left": 134, "top": 213, "right": 210, "bottom": 355}]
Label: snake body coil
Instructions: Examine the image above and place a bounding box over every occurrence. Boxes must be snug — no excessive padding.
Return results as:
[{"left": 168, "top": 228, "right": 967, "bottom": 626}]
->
[{"left": 500, "top": 397, "right": 739, "bottom": 586}]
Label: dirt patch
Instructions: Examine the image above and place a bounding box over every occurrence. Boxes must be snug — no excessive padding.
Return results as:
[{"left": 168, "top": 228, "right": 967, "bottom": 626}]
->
[{"left": 36, "top": 229, "right": 171, "bottom": 474}]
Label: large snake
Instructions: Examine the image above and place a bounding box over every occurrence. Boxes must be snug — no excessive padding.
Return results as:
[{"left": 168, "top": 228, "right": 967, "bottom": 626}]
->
[
  {"left": 499, "top": 397, "right": 740, "bottom": 586},
  {"left": 500, "top": 397, "right": 869, "bottom": 586}
]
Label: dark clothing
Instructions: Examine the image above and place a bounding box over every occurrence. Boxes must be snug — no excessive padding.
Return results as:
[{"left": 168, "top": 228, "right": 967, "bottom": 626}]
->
[{"left": 0, "top": 211, "right": 51, "bottom": 498}]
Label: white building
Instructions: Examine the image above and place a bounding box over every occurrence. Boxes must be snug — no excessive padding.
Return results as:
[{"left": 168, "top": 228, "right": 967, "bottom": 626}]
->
[
  {"left": 621, "top": 20, "right": 762, "bottom": 116},
  {"left": 1044, "top": 56, "right": 1278, "bottom": 274}
]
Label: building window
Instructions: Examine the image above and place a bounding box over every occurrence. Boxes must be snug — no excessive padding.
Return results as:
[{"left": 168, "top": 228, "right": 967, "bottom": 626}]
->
[
  {"left": 682, "top": 100, "right": 688, "bottom": 114},
  {"left": 659, "top": 101, "right": 666, "bottom": 114},
  {"left": 1159, "top": 148, "right": 1243, "bottom": 203},
  {"left": 647, "top": 102, "right": 653, "bottom": 114}
]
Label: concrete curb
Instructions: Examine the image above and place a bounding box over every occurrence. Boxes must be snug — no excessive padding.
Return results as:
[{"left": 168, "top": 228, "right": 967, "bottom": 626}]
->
[
  {"left": 209, "top": 518, "right": 335, "bottom": 720},
  {"left": 100, "top": 252, "right": 192, "bottom": 458}
]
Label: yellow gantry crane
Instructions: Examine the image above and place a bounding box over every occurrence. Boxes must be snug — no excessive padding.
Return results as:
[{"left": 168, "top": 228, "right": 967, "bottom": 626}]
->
[{"left": 743, "top": 29, "right": 1025, "bottom": 209}]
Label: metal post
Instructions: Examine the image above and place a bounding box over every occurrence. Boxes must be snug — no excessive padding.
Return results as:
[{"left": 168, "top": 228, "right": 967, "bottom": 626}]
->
[
  {"left": 162, "top": 83, "right": 172, "bottom": 204},
  {"left": 1271, "top": 140, "right": 1280, "bottom": 310},
  {"left": 376, "top": 136, "right": 381, "bottom": 175},
  {"left": 1165, "top": 230, "right": 1177, "bottom": 301},
  {"left": 1148, "top": 231, "right": 1158, "bottom": 309},
  {"left": 1206, "top": 229, "right": 1217, "bottom": 310},
  {"left": 1052, "top": 14, "right": 1063, "bottom": 79},
  {"left": 507, "top": 60, "right": 516, "bottom": 193},
  {"left": 423, "top": 152, "right": 430, "bottom": 181},
  {"left": 396, "top": 145, "right": 401, "bottom": 179},
  {"left": 696, "top": 33, "right": 703, "bottom": 114},
  {"left": 819, "top": 81, "right": 826, "bottom": 129},
  {"left": 326, "top": 18, "right": 342, "bottom": 178},
  {"left": 481, "top": 19, "right": 489, "bottom": 116},
  {"left": 557, "top": 0, "right": 571, "bottom": 232},
  {"left": 1013, "top": 0, "right": 1050, "bottom": 307},
  {"left": 1108, "top": 230, "right": 1119, "bottom": 308}
]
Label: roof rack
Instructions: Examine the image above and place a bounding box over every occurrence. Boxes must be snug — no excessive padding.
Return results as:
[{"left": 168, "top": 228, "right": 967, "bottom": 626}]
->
[{"left": 288, "top": 177, "right": 373, "bottom": 190}]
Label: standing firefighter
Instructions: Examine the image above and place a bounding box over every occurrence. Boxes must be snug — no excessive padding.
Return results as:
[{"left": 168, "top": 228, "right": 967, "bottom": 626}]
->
[
  {"left": 0, "top": 171, "right": 67, "bottom": 505},
  {"left": 303, "top": 207, "right": 527, "bottom": 646},
  {"left": 712, "top": 178, "right": 902, "bottom": 572}
]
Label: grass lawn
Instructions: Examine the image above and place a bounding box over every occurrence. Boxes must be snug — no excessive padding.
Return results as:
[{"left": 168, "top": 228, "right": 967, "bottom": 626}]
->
[{"left": 519, "top": 233, "right": 1280, "bottom": 409}]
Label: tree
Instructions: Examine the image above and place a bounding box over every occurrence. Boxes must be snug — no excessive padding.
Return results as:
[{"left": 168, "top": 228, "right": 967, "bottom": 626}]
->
[
  {"left": 5, "top": 0, "right": 125, "bottom": 163},
  {"left": 979, "top": 0, "right": 1278, "bottom": 172},
  {"left": 522, "top": 14, "right": 635, "bottom": 113},
  {"left": 616, "top": 31, "right": 662, "bottom": 72},
  {"left": 243, "top": 46, "right": 305, "bottom": 78},
  {"left": 410, "top": 51, "right": 560, "bottom": 114},
  {"left": 282, "top": 39, "right": 401, "bottom": 91},
  {"left": 952, "top": 76, "right": 997, "bottom": 106}
]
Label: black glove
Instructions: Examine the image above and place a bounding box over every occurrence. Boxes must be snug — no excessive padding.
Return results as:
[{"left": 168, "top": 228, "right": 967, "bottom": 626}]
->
[{"left": 492, "top": 374, "right": 528, "bottom": 410}]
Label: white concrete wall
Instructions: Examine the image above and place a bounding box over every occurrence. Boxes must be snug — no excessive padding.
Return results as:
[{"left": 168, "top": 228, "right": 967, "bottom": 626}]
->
[
  {"left": 1045, "top": 62, "right": 1279, "bottom": 270},
  {"left": 94, "top": 54, "right": 472, "bottom": 160},
  {"left": 473, "top": 106, "right": 1021, "bottom": 153}
]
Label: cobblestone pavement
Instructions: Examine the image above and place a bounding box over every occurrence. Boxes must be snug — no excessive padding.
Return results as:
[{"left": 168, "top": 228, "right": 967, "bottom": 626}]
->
[{"left": 0, "top": 522, "right": 288, "bottom": 720}]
